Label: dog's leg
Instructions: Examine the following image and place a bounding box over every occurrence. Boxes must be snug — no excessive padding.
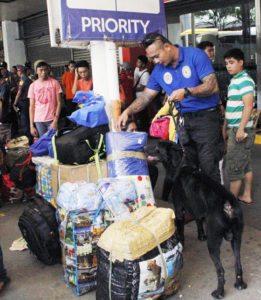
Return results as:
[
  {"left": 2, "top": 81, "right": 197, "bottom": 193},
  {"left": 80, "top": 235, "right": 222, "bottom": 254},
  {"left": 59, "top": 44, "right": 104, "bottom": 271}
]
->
[
  {"left": 207, "top": 233, "right": 225, "bottom": 299},
  {"left": 231, "top": 237, "right": 247, "bottom": 290},
  {"left": 176, "top": 217, "right": 185, "bottom": 246},
  {"left": 196, "top": 218, "right": 207, "bottom": 241},
  {"left": 162, "top": 175, "right": 173, "bottom": 201}
]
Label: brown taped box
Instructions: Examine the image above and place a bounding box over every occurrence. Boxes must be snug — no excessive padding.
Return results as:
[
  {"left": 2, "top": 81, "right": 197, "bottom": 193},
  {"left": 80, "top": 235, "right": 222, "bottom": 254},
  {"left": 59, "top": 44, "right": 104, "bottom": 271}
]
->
[{"left": 51, "top": 160, "right": 107, "bottom": 200}]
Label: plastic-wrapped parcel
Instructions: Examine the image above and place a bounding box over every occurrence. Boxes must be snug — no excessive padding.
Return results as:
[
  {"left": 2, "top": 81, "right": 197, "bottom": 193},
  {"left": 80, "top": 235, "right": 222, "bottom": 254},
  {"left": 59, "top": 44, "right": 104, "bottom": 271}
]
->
[
  {"left": 106, "top": 132, "right": 149, "bottom": 177},
  {"left": 106, "top": 132, "right": 155, "bottom": 205}
]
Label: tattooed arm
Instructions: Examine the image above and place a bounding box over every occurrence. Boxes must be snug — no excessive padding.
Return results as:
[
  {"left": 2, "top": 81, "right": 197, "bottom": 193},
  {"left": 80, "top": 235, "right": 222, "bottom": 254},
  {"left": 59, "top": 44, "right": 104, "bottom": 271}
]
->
[
  {"left": 168, "top": 73, "right": 219, "bottom": 102},
  {"left": 116, "top": 88, "right": 158, "bottom": 130},
  {"left": 189, "top": 73, "right": 219, "bottom": 97}
]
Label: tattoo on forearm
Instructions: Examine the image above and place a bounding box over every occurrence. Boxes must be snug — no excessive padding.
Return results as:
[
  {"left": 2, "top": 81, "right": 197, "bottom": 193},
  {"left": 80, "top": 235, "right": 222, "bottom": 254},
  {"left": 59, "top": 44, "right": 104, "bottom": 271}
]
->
[
  {"left": 191, "top": 73, "right": 219, "bottom": 97},
  {"left": 127, "top": 93, "right": 152, "bottom": 114}
]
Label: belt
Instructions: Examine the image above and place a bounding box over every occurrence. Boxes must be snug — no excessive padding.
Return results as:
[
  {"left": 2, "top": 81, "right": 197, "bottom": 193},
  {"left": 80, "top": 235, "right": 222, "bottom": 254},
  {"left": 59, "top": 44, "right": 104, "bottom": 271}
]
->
[{"left": 181, "top": 107, "right": 218, "bottom": 117}]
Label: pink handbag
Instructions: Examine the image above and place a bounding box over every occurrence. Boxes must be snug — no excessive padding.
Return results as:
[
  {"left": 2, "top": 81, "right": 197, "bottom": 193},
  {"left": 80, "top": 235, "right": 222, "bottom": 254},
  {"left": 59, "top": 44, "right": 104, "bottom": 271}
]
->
[{"left": 149, "top": 116, "right": 170, "bottom": 140}]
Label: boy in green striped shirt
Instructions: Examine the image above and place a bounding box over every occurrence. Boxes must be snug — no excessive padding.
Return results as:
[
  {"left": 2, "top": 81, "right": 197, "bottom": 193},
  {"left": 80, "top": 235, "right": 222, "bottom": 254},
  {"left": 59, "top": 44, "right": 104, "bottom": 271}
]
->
[{"left": 224, "top": 48, "right": 255, "bottom": 205}]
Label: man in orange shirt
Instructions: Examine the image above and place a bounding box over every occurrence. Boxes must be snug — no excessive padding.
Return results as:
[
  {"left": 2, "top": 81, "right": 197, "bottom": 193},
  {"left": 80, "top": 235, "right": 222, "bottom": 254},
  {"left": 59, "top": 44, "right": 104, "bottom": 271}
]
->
[
  {"left": 72, "top": 60, "right": 93, "bottom": 95},
  {"left": 62, "top": 60, "right": 76, "bottom": 116}
]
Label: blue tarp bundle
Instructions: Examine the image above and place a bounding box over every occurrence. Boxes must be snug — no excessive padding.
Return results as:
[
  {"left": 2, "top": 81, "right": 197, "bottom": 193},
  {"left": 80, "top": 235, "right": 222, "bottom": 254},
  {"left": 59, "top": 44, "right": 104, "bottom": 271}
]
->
[{"left": 106, "top": 132, "right": 149, "bottom": 177}]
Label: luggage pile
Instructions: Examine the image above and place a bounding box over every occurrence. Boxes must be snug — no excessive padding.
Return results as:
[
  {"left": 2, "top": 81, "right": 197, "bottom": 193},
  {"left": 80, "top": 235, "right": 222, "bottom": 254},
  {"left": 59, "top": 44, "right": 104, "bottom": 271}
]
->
[
  {"left": 2, "top": 91, "right": 184, "bottom": 298},
  {"left": 30, "top": 123, "right": 109, "bottom": 205},
  {"left": 1, "top": 137, "right": 36, "bottom": 203},
  {"left": 56, "top": 176, "right": 139, "bottom": 295},
  {"left": 16, "top": 92, "right": 110, "bottom": 267}
]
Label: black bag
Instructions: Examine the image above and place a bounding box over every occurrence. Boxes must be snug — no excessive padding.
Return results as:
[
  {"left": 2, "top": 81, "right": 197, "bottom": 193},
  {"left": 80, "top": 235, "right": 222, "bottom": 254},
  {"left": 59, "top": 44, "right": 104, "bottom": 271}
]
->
[
  {"left": 96, "top": 235, "right": 183, "bottom": 300},
  {"left": 10, "top": 151, "right": 36, "bottom": 189},
  {"left": 18, "top": 195, "right": 61, "bottom": 265},
  {"left": 54, "top": 125, "right": 109, "bottom": 165},
  {"left": 6, "top": 147, "right": 29, "bottom": 170}
]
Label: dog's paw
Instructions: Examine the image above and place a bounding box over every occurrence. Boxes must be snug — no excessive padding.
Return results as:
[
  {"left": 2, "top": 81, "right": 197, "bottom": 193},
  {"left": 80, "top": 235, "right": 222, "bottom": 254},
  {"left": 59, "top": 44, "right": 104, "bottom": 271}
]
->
[
  {"left": 234, "top": 280, "right": 247, "bottom": 290},
  {"left": 198, "top": 233, "right": 207, "bottom": 241},
  {"left": 211, "top": 289, "right": 224, "bottom": 299}
]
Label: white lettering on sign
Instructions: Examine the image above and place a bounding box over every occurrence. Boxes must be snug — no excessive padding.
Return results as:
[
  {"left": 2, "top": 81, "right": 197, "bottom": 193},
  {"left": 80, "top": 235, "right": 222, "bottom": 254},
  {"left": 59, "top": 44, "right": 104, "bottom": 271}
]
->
[
  {"left": 67, "top": 0, "right": 160, "bottom": 14},
  {"left": 82, "top": 17, "right": 150, "bottom": 34}
]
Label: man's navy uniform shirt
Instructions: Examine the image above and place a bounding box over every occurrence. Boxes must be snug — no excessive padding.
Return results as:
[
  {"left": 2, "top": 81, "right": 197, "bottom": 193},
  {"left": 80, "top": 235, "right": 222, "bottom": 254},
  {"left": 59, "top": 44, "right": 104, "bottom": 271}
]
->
[{"left": 147, "top": 46, "right": 219, "bottom": 113}]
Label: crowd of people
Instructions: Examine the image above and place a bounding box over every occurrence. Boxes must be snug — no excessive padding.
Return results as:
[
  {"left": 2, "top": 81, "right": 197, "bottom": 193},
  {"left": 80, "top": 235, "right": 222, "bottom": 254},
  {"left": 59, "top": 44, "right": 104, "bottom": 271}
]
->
[{"left": 0, "top": 32, "right": 257, "bottom": 295}]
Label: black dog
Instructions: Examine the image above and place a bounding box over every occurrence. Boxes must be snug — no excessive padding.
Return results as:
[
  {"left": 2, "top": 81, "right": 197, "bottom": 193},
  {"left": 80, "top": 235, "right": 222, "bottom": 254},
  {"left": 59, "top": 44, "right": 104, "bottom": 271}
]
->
[{"left": 146, "top": 140, "right": 247, "bottom": 299}]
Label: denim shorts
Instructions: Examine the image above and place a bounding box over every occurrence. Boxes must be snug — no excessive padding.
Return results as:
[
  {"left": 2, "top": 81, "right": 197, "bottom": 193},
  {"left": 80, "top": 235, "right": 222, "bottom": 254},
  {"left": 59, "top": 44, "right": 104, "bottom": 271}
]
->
[{"left": 225, "top": 127, "right": 255, "bottom": 181}]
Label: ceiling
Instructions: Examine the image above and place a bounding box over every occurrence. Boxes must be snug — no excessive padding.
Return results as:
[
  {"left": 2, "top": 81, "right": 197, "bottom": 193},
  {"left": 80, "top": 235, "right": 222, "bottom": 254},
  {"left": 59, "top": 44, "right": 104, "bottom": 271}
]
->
[{"left": 0, "top": 0, "right": 46, "bottom": 22}]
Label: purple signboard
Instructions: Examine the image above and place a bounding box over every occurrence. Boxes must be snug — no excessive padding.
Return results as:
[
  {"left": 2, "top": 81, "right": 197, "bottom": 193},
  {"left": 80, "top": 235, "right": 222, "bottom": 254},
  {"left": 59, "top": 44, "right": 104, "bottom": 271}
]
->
[{"left": 60, "top": 0, "right": 166, "bottom": 42}]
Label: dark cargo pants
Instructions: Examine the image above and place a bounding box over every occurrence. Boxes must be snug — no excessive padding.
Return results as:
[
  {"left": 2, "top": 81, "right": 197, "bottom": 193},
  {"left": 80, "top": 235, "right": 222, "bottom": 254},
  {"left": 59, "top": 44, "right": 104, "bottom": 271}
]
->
[{"left": 178, "top": 108, "right": 224, "bottom": 183}]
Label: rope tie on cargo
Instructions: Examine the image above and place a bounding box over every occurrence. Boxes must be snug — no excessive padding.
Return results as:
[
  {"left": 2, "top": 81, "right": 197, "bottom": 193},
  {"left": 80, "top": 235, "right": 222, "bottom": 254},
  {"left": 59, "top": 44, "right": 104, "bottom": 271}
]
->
[
  {"left": 107, "top": 151, "right": 146, "bottom": 161},
  {"left": 135, "top": 221, "right": 168, "bottom": 283},
  {"left": 108, "top": 219, "right": 168, "bottom": 300}
]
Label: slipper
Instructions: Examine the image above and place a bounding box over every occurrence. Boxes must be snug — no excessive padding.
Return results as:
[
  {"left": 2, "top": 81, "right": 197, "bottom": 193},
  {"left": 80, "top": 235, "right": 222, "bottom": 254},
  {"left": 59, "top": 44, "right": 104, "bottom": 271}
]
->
[{"left": 238, "top": 199, "right": 253, "bottom": 206}]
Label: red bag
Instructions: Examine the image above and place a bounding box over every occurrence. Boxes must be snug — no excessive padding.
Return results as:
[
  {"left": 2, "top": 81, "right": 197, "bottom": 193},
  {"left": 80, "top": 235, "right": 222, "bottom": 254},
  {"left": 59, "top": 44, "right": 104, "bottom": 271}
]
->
[{"left": 149, "top": 116, "right": 170, "bottom": 140}]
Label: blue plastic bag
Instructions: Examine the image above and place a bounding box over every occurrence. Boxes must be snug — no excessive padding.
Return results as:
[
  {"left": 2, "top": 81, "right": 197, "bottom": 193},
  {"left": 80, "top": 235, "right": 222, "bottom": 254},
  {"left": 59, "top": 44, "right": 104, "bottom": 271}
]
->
[
  {"left": 30, "top": 128, "right": 56, "bottom": 157},
  {"left": 72, "top": 91, "right": 94, "bottom": 105},
  {"left": 68, "top": 93, "right": 109, "bottom": 128}
]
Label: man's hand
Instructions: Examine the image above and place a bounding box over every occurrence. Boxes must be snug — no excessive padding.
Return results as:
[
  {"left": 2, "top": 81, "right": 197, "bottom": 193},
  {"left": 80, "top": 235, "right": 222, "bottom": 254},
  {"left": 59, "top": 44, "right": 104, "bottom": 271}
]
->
[
  {"left": 13, "top": 103, "right": 18, "bottom": 112},
  {"left": 236, "top": 128, "right": 247, "bottom": 142},
  {"left": 75, "top": 69, "right": 79, "bottom": 80},
  {"left": 30, "top": 126, "right": 38, "bottom": 137},
  {"left": 50, "top": 119, "right": 58, "bottom": 130},
  {"left": 168, "top": 88, "right": 185, "bottom": 102},
  {"left": 116, "top": 110, "right": 129, "bottom": 131}
]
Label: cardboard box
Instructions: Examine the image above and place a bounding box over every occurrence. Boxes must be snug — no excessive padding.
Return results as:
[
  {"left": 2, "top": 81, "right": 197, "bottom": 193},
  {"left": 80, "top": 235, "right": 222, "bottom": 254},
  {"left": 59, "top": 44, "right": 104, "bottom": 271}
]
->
[{"left": 51, "top": 160, "right": 107, "bottom": 199}]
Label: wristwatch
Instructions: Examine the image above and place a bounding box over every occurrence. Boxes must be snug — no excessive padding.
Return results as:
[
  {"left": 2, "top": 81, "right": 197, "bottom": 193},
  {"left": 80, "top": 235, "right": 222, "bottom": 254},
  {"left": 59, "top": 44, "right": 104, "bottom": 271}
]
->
[{"left": 184, "top": 87, "right": 192, "bottom": 98}]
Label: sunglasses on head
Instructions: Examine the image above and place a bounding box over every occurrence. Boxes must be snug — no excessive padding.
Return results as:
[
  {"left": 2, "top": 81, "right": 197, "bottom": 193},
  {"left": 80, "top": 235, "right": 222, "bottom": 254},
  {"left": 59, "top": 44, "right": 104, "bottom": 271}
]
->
[{"left": 141, "top": 33, "right": 170, "bottom": 48}]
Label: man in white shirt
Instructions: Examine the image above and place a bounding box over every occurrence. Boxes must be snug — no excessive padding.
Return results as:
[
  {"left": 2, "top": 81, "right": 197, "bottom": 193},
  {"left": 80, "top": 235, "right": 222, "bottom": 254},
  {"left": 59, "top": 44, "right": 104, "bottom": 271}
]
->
[{"left": 134, "top": 55, "right": 150, "bottom": 98}]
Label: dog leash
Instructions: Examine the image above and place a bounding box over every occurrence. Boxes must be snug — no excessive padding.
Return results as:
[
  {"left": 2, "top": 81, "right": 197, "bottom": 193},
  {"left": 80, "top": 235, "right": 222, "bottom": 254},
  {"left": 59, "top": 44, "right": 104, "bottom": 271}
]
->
[
  {"left": 167, "top": 100, "right": 187, "bottom": 185},
  {"left": 168, "top": 100, "right": 185, "bottom": 151}
]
